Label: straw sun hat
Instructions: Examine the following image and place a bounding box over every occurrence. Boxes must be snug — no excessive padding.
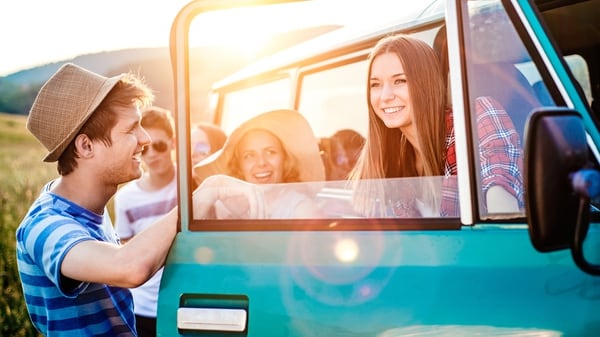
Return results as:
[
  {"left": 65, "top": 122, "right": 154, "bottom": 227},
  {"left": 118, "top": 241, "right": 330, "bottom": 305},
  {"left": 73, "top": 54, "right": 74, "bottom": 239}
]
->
[
  {"left": 26, "top": 63, "right": 124, "bottom": 162},
  {"left": 193, "top": 109, "right": 325, "bottom": 183}
]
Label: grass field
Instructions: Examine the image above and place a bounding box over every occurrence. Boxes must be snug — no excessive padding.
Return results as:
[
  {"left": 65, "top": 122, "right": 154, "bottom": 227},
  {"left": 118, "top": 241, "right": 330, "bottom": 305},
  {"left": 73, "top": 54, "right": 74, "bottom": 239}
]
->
[{"left": 1, "top": 112, "right": 57, "bottom": 336}]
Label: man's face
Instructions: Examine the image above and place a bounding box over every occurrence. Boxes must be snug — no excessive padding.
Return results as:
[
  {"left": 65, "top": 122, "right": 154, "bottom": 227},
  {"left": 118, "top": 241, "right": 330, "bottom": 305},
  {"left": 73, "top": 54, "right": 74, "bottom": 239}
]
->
[
  {"left": 95, "top": 105, "right": 151, "bottom": 186},
  {"left": 142, "top": 127, "right": 175, "bottom": 176}
]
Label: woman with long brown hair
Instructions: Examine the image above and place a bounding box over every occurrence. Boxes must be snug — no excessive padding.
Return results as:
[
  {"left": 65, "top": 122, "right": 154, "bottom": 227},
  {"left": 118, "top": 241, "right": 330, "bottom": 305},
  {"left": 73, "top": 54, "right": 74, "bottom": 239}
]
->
[{"left": 350, "top": 34, "right": 524, "bottom": 217}]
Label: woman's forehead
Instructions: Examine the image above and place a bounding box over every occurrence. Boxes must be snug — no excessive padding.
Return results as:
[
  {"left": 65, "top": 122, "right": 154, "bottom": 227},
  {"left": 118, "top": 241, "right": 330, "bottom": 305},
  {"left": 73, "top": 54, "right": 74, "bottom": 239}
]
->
[
  {"left": 371, "top": 52, "right": 404, "bottom": 74},
  {"left": 239, "top": 129, "right": 282, "bottom": 148}
]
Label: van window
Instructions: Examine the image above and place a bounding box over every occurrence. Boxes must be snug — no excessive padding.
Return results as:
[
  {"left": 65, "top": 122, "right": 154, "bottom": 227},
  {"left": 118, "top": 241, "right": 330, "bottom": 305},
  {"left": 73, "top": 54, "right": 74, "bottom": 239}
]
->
[
  {"left": 191, "top": 26, "right": 468, "bottom": 226},
  {"left": 565, "top": 55, "right": 593, "bottom": 106},
  {"left": 515, "top": 54, "right": 592, "bottom": 107},
  {"left": 298, "top": 60, "right": 368, "bottom": 138},
  {"left": 463, "top": 0, "right": 555, "bottom": 218},
  {"left": 192, "top": 176, "right": 459, "bottom": 221},
  {"left": 220, "top": 78, "right": 291, "bottom": 133}
]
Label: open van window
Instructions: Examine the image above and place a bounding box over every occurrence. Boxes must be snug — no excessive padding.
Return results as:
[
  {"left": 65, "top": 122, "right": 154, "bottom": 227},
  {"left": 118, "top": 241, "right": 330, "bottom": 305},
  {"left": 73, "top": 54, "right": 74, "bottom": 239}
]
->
[
  {"left": 178, "top": 0, "right": 599, "bottom": 226},
  {"left": 195, "top": 0, "right": 530, "bottom": 223}
]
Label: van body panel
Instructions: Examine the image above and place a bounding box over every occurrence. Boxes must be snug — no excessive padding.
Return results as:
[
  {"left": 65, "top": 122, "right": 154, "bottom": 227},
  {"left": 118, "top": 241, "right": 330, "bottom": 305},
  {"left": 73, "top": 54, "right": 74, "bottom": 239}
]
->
[{"left": 158, "top": 230, "right": 600, "bottom": 336}]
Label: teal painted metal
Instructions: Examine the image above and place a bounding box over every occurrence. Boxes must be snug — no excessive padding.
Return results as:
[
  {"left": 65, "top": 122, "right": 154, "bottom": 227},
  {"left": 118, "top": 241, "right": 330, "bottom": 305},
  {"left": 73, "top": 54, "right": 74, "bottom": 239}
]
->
[{"left": 157, "top": 229, "right": 600, "bottom": 336}]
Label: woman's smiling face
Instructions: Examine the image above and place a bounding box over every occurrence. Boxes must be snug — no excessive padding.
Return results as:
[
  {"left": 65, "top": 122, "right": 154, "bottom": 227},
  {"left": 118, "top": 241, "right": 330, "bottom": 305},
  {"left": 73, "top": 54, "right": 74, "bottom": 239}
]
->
[
  {"left": 369, "top": 52, "right": 414, "bottom": 131},
  {"left": 236, "top": 129, "right": 285, "bottom": 184}
]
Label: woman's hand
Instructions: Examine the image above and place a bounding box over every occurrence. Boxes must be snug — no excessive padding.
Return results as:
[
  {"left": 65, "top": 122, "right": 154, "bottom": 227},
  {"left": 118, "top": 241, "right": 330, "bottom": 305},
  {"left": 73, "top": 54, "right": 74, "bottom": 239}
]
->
[{"left": 192, "top": 175, "right": 266, "bottom": 219}]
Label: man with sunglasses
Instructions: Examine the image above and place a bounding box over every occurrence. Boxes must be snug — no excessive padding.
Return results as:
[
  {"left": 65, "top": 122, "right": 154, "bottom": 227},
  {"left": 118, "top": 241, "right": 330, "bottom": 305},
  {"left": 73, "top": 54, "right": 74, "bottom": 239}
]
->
[{"left": 114, "top": 106, "right": 177, "bottom": 337}]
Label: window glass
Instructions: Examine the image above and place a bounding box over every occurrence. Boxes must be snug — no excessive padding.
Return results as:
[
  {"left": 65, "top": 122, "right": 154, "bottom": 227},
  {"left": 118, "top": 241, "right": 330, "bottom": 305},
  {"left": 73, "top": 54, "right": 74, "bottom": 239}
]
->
[
  {"left": 515, "top": 54, "right": 591, "bottom": 106},
  {"left": 298, "top": 61, "right": 369, "bottom": 138},
  {"left": 564, "top": 55, "right": 593, "bottom": 106},
  {"left": 190, "top": 23, "right": 463, "bottom": 227},
  {"left": 220, "top": 78, "right": 291, "bottom": 134},
  {"left": 464, "top": 0, "right": 552, "bottom": 218},
  {"left": 192, "top": 176, "right": 459, "bottom": 220}
]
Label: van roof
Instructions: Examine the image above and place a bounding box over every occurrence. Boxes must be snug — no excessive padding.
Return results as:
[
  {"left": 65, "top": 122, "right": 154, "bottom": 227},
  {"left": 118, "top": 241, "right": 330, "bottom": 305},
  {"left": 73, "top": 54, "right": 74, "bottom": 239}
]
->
[{"left": 212, "top": 0, "right": 444, "bottom": 91}]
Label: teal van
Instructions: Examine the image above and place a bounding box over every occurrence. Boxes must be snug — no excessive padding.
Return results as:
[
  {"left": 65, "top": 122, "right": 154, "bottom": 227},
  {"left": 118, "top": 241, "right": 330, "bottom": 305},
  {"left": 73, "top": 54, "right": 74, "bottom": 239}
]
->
[{"left": 158, "top": 0, "right": 600, "bottom": 335}]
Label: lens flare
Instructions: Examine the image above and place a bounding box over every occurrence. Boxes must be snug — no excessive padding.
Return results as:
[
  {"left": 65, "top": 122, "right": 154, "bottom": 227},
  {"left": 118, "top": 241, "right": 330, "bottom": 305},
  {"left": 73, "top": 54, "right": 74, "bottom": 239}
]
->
[{"left": 334, "top": 238, "right": 359, "bottom": 263}]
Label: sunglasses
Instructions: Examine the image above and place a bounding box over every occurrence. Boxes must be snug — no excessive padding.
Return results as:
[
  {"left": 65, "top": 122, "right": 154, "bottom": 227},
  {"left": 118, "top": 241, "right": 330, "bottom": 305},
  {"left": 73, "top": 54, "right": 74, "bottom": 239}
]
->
[{"left": 142, "top": 140, "right": 169, "bottom": 155}]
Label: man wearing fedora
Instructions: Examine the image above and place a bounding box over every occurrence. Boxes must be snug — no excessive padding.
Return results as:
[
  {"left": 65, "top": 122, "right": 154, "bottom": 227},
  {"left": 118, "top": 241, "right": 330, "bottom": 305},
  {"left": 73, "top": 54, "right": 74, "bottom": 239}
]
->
[{"left": 16, "top": 63, "right": 178, "bottom": 336}]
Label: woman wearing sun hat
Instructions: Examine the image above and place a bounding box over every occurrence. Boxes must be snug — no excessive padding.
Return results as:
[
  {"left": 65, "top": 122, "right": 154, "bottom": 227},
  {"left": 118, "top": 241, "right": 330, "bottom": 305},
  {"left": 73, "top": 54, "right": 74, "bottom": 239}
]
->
[{"left": 192, "top": 109, "right": 325, "bottom": 219}]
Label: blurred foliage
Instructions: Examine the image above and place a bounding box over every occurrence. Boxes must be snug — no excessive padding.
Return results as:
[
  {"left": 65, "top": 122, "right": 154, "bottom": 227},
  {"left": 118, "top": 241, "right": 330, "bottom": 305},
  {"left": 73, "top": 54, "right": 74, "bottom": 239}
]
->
[
  {"left": 0, "top": 79, "right": 42, "bottom": 115},
  {"left": 0, "top": 112, "right": 54, "bottom": 337}
]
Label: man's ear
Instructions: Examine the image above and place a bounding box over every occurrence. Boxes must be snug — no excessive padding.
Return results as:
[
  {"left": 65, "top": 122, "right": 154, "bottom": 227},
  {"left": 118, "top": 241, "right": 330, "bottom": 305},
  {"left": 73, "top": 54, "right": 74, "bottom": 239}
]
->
[{"left": 74, "top": 134, "right": 94, "bottom": 158}]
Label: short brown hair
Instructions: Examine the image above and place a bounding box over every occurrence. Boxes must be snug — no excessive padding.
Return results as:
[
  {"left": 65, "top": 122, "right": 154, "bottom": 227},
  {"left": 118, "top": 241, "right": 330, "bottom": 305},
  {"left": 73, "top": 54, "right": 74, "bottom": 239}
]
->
[{"left": 141, "top": 106, "right": 174, "bottom": 138}]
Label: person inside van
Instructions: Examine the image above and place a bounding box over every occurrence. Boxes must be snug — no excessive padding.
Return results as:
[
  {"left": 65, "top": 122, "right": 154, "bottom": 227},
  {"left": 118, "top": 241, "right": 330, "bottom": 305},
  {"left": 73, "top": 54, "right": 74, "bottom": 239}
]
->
[
  {"left": 114, "top": 106, "right": 177, "bottom": 337},
  {"left": 350, "top": 34, "right": 524, "bottom": 217},
  {"left": 322, "top": 129, "right": 365, "bottom": 181},
  {"left": 190, "top": 121, "right": 227, "bottom": 188},
  {"left": 192, "top": 109, "right": 325, "bottom": 219},
  {"left": 190, "top": 121, "right": 227, "bottom": 167}
]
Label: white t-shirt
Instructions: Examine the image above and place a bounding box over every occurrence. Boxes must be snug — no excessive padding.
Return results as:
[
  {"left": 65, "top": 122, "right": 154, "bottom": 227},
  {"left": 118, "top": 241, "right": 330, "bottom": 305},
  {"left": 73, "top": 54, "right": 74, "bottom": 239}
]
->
[
  {"left": 114, "top": 175, "right": 177, "bottom": 318},
  {"left": 269, "top": 188, "right": 312, "bottom": 219}
]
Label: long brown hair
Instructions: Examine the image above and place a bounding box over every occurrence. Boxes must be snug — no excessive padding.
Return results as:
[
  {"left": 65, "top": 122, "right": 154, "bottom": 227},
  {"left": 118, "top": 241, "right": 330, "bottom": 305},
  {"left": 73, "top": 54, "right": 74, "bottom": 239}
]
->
[
  {"left": 353, "top": 34, "right": 447, "bottom": 180},
  {"left": 350, "top": 34, "right": 448, "bottom": 215}
]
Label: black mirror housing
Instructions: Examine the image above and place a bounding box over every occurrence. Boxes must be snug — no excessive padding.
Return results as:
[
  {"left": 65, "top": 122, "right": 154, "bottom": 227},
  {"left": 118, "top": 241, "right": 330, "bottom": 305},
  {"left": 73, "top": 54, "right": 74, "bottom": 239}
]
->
[{"left": 524, "top": 108, "right": 588, "bottom": 252}]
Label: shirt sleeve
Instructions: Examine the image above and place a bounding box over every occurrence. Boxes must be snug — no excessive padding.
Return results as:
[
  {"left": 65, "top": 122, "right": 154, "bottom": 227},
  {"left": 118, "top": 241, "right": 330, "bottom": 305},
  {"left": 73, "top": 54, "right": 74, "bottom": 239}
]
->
[
  {"left": 22, "top": 213, "right": 92, "bottom": 298},
  {"left": 475, "top": 96, "right": 525, "bottom": 209}
]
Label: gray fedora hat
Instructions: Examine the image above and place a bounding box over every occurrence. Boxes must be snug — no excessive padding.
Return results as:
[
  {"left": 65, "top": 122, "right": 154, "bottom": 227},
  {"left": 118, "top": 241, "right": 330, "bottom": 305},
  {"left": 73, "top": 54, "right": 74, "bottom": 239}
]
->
[{"left": 27, "top": 63, "right": 124, "bottom": 162}]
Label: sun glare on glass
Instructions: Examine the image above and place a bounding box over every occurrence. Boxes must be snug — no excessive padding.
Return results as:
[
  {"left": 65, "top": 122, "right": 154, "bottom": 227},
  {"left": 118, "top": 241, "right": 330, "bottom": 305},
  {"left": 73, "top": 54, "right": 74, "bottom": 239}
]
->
[
  {"left": 188, "top": 2, "right": 348, "bottom": 58},
  {"left": 334, "top": 238, "right": 359, "bottom": 263}
]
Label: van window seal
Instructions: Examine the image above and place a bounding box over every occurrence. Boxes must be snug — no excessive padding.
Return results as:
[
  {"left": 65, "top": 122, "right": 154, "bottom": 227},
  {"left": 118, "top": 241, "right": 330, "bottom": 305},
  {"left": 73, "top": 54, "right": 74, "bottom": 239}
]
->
[{"left": 187, "top": 218, "right": 462, "bottom": 232}]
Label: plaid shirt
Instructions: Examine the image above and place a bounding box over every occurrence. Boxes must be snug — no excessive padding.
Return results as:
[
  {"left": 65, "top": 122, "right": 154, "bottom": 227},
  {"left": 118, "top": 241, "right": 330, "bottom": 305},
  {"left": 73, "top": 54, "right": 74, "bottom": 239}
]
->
[{"left": 440, "top": 96, "right": 524, "bottom": 216}]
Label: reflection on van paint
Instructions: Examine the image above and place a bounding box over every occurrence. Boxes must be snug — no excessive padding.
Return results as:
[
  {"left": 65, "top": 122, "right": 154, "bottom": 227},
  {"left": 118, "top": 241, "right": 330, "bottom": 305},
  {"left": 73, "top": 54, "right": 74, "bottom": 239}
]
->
[
  {"left": 377, "top": 325, "right": 561, "bottom": 336},
  {"left": 161, "top": 229, "right": 600, "bottom": 335}
]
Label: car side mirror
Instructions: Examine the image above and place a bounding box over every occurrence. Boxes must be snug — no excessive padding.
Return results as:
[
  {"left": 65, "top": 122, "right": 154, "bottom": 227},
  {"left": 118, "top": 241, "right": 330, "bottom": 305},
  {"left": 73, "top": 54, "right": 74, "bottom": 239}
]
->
[{"left": 524, "top": 107, "right": 600, "bottom": 275}]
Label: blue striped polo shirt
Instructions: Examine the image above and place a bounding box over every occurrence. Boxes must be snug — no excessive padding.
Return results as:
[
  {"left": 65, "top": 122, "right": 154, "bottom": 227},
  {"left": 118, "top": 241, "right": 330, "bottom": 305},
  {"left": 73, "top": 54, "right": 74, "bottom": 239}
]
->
[{"left": 16, "top": 181, "right": 136, "bottom": 336}]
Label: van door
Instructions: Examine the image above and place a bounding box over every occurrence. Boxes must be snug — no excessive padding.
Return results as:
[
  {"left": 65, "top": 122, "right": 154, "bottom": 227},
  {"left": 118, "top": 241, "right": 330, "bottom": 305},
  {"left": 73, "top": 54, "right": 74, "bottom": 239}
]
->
[{"left": 159, "top": 0, "right": 600, "bottom": 336}]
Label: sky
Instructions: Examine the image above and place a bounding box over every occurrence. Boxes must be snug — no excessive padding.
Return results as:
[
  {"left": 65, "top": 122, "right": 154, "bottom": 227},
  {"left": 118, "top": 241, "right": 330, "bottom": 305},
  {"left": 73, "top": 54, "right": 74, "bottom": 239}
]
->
[
  {"left": 0, "top": 0, "right": 189, "bottom": 76},
  {"left": 0, "top": 0, "right": 427, "bottom": 77}
]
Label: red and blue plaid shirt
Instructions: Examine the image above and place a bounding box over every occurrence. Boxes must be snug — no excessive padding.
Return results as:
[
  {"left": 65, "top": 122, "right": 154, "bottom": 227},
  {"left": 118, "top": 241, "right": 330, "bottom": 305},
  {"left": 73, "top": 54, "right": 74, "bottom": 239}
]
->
[{"left": 440, "top": 96, "right": 524, "bottom": 216}]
